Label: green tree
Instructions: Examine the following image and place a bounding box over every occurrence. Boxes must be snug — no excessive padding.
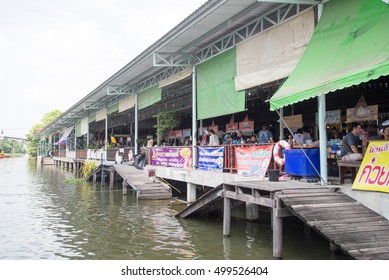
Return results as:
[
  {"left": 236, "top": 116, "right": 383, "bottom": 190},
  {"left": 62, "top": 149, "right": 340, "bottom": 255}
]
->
[
  {"left": 153, "top": 111, "right": 180, "bottom": 145},
  {"left": 26, "top": 110, "right": 63, "bottom": 157}
]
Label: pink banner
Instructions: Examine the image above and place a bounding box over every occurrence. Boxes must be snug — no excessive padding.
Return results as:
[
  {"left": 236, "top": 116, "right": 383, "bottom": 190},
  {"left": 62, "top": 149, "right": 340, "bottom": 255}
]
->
[{"left": 235, "top": 145, "right": 273, "bottom": 177}]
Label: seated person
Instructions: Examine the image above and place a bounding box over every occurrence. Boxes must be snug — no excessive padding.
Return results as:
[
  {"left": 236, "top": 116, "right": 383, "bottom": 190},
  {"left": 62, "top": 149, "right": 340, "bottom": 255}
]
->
[
  {"left": 293, "top": 128, "right": 306, "bottom": 145},
  {"left": 339, "top": 122, "right": 363, "bottom": 161}
]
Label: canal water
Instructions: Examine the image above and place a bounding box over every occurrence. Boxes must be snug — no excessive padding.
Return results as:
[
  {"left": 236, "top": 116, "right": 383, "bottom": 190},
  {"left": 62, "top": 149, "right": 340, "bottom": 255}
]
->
[{"left": 0, "top": 157, "right": 349, "bottom": 260}]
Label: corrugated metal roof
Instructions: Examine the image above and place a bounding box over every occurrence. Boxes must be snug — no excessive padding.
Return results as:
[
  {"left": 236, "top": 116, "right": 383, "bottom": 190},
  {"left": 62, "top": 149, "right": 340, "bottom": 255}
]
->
[{"left": 42, "top": 0, "right": 313, "bottom": 134}]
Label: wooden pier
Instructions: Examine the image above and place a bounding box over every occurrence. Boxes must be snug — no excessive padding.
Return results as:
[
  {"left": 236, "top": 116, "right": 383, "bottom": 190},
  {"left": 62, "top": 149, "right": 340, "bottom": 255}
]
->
[
  {"left": 177, "top": 179, "right": 389, "bottom": 260},
  {"left": 87, "top": 164, "right": 172, "bottom": 200}
]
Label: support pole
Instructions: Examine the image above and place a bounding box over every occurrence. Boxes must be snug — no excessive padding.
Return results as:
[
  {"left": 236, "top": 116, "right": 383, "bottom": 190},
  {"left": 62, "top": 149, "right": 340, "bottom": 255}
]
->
[
  {"left": 105, "top": 115, "right": 108, "bottom": 149},
  {"left": 317, "top": 3, "right": 328, "bottom": 186},
  {"left": 192, "top": 66, "right": 197, "bottom": 168},
  {"left": 272, "top": 197, "right": 283, "bottom": 259},
  {"left": 134, "top": 93, "right": 138, "bottom": 155},
  {"left": 279, "top": 107, "right": 284, "bottom": 141},
  {"left": 187, "top": 183, "right": 197, "bottom": 202},
  {"left": 223, "top": 187, "right": 231, "bottom": 238}
]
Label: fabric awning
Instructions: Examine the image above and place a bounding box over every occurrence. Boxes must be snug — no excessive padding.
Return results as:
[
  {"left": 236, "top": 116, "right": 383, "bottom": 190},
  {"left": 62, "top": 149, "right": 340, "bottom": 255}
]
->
[
  {"left": 138, "top": 85, "right": 161, "bottom": 110},
  {"left": 119, "top": 95, "right": 135, "bottom": 113},
  {"left": 197, "top": 48, "right": 245, "bottom": 120},
  {"left": 235, "top": 8, "right": 314, "bottom": 91},
  {"left": 270, "top": 0, "right": 389, "bottom": 111},
  {"left": 159, "top": 68, "right": 192, "bottom": 88},
  {"left": 54, "top": 126, "right": 74, "bottom": 145}
]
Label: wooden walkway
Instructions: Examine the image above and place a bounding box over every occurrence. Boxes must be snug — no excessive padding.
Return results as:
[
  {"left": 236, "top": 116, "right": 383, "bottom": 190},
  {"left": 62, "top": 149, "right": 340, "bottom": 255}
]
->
[
  {"left": 176, "top": 179, "right": 389, "bottom": 259},
  {"left": 87, "top": 164, "right": 172, "bottom": 200},
  {"left": 277, "top": 189, "right": 389, "bottom": 260}
]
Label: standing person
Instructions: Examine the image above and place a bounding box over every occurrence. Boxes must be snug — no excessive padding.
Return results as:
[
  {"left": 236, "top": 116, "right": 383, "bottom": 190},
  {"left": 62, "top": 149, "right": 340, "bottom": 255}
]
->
[
  {"left": 208, "top": 128, "right": 219, "bottom": 146},
  {"left": 258, "top": 125, "right": 274, "bottom": 144},
  {"left": 340, "top": 122, "right": 363, "bottom": 161}
]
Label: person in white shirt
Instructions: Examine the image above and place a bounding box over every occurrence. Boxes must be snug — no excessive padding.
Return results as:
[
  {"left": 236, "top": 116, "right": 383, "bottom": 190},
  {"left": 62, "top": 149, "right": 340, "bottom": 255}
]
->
[
  {"left": 293, "top": 128, "right": 306, "bottom": 145},
  {"left": 208, "top": 128, "right": 220, "bottom": 146}
]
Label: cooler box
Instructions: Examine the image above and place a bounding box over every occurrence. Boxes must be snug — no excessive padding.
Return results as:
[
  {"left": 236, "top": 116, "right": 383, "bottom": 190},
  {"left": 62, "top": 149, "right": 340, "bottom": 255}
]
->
[{"left": 283, "top": 148, "right": 320, "bottom": 178}]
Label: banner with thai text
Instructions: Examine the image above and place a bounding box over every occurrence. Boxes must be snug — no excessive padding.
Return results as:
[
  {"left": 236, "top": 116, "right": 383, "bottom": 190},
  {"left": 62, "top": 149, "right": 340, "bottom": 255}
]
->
[
  {"left": 352, "top": 141, "right": 389, "bottom": 193},
  {"left": 235, "top": 145, "right": 273, "bottom": 177},
  {"left": 197, "top": 147, "right": 224, "bottom": 172},
  {"left": 150, "top": 147, "right": 192, "bottom": 168}
]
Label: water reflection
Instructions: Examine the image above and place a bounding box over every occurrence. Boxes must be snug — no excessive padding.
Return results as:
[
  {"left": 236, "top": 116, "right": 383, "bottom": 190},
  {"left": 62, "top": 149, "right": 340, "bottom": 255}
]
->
[{"left": 0, "top": 157, "right": 349, "bottom": 260}]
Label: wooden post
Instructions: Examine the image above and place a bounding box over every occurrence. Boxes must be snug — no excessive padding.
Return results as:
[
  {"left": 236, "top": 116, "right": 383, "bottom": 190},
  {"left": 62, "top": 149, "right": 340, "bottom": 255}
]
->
[
  {"left": 223, "top": 186, "right": 231, "bottom": 237},
  {"left": 93, "top": 173, "right": 97, "bottom": 183},
  {"left": 272, "top": 196, "right": 283, "bottom": 259},
  {"left": 122, "top": 179, "right": 127, "bottom": 195}
]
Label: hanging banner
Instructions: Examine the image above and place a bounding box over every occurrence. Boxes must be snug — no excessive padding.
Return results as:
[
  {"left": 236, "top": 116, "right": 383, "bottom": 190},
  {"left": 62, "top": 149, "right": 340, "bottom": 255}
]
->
[
  {"left": 150, "top": 147, "right": 192, "bottom": 168},
  {"left": 226, "top": 117, "right": 238, "bottom": 133},
  {"left": 197, "top": 147, "right": 224, "bottom": 172},
  {"left": 283, "top": 114, "right": 303, "bottom": 128},
  {"left": 235, "top": 145, "right": 273, "bottom": 177},
  {"left": 239, "top": 116, "right": 254, "bottom": 132},
  {"left": 352, "top": 141, "right": 389, "bottom": 193}
]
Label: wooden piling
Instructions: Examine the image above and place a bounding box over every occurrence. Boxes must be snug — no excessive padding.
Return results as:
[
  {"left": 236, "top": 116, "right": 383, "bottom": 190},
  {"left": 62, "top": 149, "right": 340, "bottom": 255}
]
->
[
  {"left": 223, "top": 189, "right": 231, "bottom": 238},
  {"left": 272, "top": 196, "right": 283, "bottom": 260}
]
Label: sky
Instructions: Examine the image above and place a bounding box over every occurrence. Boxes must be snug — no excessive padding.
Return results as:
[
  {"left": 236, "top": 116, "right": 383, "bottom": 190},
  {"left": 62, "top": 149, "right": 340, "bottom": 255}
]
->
[{"left": 0, "top": 0, "right": 206, "bottom": 139}]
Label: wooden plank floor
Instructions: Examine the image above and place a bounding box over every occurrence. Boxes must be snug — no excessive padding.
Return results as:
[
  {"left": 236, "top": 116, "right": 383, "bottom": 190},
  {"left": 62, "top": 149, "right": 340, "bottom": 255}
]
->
[
  {"left": 277, "top": 189, "right": 389, "bottom": 260},
  {"left": 113, "top": 165, "right": 172, "bottom": 200}
]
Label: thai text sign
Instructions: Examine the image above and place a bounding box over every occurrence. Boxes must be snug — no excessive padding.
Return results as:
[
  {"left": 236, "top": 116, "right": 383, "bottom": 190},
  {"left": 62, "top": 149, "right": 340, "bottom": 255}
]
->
[
  {"left": 352, "top": 141, "right": 389, "bottom": 193},
  {"left": 150, "top": 147, "right": 192, "bottom": 168},
  {"left": 235, "top": 145, "right": 273, "bottom": 177},
  {"left": 198, "top": 147, "right": 224, "bottom": 172}
]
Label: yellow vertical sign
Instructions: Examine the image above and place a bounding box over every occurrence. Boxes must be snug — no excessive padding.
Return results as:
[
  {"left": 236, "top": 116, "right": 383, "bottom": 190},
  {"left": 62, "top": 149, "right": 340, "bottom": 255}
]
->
[{"left": 352, "top": 141, "right": 389, "bottom": 193}]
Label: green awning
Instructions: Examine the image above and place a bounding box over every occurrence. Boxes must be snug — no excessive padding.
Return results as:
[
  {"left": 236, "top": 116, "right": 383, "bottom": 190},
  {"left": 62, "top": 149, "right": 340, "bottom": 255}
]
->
[
  {"left": 138, "top": 85, "right": 161, "bottom": 110},
  {"left": 197, "top": 48, "right": 245, "bottom": 120},
  {"left": 270, "top": 0, "right": 389, "bottom": 111}
]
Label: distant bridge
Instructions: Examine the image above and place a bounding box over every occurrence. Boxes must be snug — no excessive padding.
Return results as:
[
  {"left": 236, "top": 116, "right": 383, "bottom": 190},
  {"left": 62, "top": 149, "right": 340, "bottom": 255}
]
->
[{"left": 1, "top": 136, "right": 30, "bottom": 142}]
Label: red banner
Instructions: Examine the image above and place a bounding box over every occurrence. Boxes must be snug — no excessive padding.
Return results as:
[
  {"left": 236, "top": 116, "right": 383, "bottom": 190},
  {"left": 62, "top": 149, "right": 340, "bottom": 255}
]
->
[{"left": 235, "top": 145, "right": 273, "bottom": 177}]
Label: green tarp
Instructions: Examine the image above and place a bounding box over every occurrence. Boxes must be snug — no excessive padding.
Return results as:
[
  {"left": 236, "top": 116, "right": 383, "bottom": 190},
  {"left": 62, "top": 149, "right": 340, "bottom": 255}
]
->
[
  {"left": 137, "top": 85, "right": 161, "bottom": 110},
  {"left": 75, "top": 120, "right": 81, "bottom": 137},
  {"left": 270, "top": 0, "right": 389, "bottom": 111},
  {"left": 197, "top": 48, "right": 245, "bottom": 120},
  {"left": 106, "top": 103, "right": 119, "bottom": 115}
]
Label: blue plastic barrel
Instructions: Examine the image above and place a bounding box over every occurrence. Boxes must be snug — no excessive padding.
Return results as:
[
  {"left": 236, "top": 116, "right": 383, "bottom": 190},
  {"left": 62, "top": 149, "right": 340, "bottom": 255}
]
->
[{"left": 283, "top": 148, "right": 320, "bottom": 177}]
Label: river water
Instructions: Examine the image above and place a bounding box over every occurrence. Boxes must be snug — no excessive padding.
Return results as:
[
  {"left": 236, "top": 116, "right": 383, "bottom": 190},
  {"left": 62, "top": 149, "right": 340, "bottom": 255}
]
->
[{"left": 0, "top": 157, "right": 349, "bottom": 260}]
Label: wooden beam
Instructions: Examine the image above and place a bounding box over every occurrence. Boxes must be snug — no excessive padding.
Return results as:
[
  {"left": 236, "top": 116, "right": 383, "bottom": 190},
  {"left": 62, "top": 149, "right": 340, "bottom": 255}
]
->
[{"left": 223, "top": 191, "right": 273, "bottom": 207}]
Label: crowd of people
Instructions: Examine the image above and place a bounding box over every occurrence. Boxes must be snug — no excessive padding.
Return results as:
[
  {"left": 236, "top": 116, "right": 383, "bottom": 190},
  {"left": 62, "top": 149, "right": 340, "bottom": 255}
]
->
[{"left": 140, "top": 120, "right": 389, "bottom": 153}]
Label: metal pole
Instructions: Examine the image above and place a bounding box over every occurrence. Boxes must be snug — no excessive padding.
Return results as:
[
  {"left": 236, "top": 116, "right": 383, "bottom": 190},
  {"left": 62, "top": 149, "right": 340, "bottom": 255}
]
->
[
  {"left": 105, "top": 114, "right": 108, "bottom": 149},
  {"left": 135, "top": 93, "right": 139, "bottom": 155},
  {"left": 192, "top": 66, "right": 197, "bottom": 168},
  {"left": 279, "top": 107, "right": 284, "bottom": 141},
  {"left": 317, "top": 3, "right": 328, "bottom": 185}
]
